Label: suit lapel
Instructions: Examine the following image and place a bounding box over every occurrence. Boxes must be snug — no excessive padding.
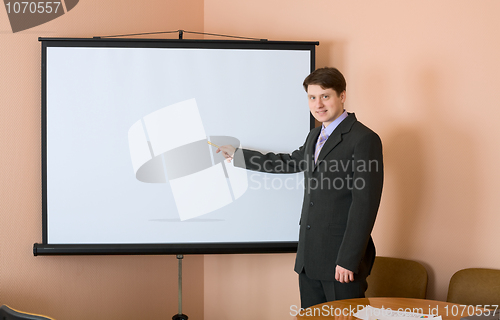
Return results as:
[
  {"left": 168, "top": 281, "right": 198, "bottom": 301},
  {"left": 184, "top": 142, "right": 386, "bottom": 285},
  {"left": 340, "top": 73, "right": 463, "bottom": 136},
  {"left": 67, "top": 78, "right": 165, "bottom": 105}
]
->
[
  {"left": 314, "top": 113, "right": 357, "bottom": 170},
  {"left": 306, "top": 126, "right": 321, "bottom": 171}
]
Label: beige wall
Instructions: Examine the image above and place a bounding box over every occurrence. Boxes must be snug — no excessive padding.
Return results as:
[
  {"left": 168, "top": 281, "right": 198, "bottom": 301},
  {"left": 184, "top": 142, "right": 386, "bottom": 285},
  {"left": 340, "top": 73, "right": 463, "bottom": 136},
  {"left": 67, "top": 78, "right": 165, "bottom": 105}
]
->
[
  {"left": 203, "top": 0, "right": 500, "bottom": 319},
  {"left": 2, "top": 1, "right": 500, "bottom": 320},
  {"left": 0, "top": 1, "right": 205, "bottom": 319}
]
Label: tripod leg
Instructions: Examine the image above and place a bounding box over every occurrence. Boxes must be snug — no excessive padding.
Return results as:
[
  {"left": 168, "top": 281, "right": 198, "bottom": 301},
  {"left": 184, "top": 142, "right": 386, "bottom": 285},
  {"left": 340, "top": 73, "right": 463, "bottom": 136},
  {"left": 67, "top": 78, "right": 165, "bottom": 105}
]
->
[{"left": 172, "top": 254, "right": 188, "bottom": 320}]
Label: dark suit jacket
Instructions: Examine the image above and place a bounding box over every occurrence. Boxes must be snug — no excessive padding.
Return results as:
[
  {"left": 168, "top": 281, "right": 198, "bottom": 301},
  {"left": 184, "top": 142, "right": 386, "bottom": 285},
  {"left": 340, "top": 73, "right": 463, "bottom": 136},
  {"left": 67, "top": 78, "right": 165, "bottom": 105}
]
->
[{"left": 235, "top": 113, "right": 383, "bottom": 282}]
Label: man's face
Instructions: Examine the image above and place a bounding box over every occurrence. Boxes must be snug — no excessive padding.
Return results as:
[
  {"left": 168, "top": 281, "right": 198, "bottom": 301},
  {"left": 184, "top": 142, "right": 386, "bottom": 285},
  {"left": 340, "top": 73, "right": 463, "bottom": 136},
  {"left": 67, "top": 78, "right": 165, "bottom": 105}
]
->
[{"left": 307, "top": 84, "right": 346, "bottom": 127}]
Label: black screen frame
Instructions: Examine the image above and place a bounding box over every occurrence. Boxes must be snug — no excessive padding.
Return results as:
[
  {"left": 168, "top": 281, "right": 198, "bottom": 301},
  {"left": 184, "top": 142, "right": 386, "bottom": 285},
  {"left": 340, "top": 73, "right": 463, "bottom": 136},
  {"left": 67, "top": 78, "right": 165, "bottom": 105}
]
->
[{"left": 34, "top": 37, "right": 318, "bottom": 256}]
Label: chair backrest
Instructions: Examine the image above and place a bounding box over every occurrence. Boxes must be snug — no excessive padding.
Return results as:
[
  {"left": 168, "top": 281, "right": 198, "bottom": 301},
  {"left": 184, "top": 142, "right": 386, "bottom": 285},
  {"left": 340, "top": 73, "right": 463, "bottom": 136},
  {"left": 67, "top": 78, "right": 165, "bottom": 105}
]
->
[
  {"left": 365, "top": 256, "right": 428, "bottom": 299},
  {"left": 0, "top": 305, "right": 54, "bottom": 320},
  {"left": 447, "top": 268, "right": 500, "bottom": 306}
]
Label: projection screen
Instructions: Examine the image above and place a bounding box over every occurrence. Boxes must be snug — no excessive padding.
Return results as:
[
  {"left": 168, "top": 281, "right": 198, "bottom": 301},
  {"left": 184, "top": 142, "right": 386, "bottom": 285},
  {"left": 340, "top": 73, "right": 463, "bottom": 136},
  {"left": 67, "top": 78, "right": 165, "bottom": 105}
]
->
[{"left": 34, "top": 38, "right": 317, "bottom": 255}]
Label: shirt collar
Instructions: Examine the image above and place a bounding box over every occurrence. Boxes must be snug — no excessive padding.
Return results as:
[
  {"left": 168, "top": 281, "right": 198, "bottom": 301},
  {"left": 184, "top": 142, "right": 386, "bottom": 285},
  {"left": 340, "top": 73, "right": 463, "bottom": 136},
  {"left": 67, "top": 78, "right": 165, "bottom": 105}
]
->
[{"left": 322, "top": 110, "right": 348, "bottom": 137}]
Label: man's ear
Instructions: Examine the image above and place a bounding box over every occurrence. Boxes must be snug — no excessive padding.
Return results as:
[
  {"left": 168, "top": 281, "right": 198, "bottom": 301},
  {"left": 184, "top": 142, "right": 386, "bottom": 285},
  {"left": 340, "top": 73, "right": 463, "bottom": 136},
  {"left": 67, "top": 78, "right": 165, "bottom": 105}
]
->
[{"left": 340, "top": 90, "right": 346, "bottom": 103}]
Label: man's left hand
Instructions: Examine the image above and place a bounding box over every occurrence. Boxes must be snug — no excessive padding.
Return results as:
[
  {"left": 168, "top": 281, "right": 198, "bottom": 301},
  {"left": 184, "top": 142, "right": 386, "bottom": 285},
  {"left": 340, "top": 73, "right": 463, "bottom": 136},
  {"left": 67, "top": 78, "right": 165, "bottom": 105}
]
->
[{"left": 335, "top": 265, "right": 354, "bottom": 283}]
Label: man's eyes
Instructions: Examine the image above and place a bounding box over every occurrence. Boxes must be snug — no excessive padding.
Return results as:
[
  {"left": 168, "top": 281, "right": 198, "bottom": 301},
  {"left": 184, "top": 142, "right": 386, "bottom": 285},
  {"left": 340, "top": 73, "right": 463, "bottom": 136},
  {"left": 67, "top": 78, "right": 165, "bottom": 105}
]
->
[
  {"left": 309, "top": 95, "right": 330, "bottom": 100},
  {"left": 310, "top": 95, "right": 329, "bottom": 99}
]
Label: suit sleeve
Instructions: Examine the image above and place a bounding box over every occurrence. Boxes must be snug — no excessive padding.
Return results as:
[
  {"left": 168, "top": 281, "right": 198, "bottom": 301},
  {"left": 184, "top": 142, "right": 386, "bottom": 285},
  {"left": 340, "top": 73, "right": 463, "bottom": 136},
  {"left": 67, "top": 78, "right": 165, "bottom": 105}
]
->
[
  {"left": 233, "top": 133, "right": 312, "bottom": 174},
  {"left": 335, "top": 131, "right": 384, "bottom": 273}
]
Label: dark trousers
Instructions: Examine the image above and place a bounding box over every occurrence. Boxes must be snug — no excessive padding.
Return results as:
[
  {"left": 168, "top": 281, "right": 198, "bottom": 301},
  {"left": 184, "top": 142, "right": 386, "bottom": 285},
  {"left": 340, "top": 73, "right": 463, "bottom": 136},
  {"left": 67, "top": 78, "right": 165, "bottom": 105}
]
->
[{"left": 299, "top": 269, "right": 367, "bottom": 309}]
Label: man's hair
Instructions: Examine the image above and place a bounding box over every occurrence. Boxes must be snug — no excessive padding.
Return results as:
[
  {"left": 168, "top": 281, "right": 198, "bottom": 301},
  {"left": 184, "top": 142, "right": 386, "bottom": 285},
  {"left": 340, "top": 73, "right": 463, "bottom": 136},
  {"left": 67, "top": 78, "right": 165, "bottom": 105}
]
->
[{"left": 303, "top": 67, "right": 346, "bottom": 96}]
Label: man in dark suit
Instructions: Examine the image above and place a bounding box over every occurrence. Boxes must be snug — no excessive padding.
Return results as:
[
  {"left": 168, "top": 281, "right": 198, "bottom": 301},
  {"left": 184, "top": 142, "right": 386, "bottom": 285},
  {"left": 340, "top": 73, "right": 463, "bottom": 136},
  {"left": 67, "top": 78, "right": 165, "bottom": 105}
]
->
[{"left": 217, "top": 67, "right": 383, "bottom": 309}]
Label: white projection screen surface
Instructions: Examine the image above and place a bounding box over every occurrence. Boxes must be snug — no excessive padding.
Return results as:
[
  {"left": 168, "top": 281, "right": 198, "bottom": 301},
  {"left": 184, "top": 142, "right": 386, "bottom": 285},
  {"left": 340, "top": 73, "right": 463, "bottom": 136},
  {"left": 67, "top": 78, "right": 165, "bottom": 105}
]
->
[{"left": 36, "top": 38, "right": 317, "bottom": 255}]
